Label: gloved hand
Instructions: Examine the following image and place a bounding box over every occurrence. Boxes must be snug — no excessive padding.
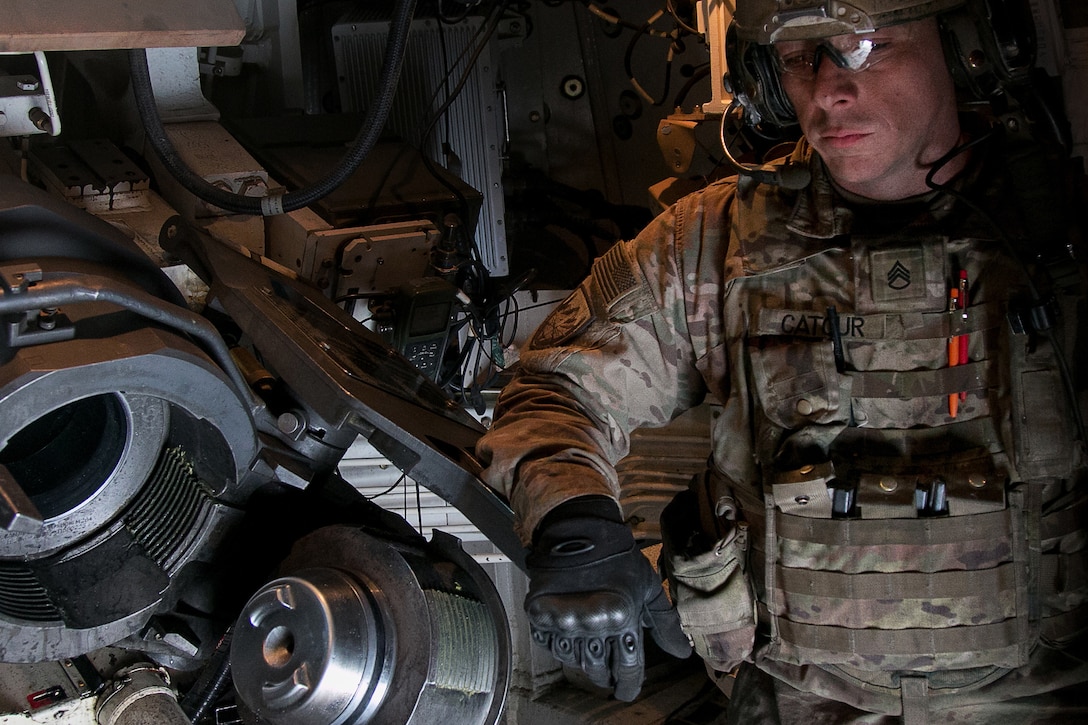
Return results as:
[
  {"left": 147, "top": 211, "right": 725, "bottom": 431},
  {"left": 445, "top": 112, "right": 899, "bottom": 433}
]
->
[{"left": 525, "top": 496, "right": 692, "bottom": 702}]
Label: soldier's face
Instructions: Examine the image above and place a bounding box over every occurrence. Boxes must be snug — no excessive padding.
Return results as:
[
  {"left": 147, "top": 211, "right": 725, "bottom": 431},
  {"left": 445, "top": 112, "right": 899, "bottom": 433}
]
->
[{"left": 777, "top": 17, "right": 962, "bottom": 200}]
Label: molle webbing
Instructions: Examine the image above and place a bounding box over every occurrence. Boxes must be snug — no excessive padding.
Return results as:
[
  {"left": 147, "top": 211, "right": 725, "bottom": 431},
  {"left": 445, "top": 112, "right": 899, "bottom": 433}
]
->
[
  {"left": 761, "top": 489, "right": 1036, "bottom": 671},
  {"left": 773, "top": 618, "right": 1024, "bottom": 664},
  {"left": 1039, "top": 495, "right": 1088, "bottom": 642},
  {"left": 847, "top": 360, "right": 991, "bottom": 399},
  {"left": 832, "top": 420, "right": 1003, "bottom": 458},
  {"left": 774, "top": 566, "right": 1017, "bottom": 627}
]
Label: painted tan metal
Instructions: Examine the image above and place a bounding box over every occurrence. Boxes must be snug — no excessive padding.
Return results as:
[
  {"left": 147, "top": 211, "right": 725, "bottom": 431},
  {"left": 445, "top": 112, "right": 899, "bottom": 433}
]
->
[{"left": 0, "top": 0, "right": 244, "bottom": 52}]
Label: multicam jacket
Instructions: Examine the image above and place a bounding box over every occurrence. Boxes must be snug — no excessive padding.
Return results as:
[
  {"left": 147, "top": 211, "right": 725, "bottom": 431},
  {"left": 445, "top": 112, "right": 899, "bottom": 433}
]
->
[{"left": 479, "top": 137, "right": 1088, "bottom": 713}]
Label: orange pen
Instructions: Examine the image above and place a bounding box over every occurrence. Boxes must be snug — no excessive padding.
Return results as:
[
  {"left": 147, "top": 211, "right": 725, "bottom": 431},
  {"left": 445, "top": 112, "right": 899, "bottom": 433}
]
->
[
  {"left": 948, "top": 287, "right": 960, "bottom": 418},
  {"left": 958, "top": 269, "right": 969, "bottom": 401}
]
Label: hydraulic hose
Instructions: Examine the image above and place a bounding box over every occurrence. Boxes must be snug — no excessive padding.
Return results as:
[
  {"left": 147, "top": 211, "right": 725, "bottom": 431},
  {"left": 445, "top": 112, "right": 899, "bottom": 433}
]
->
[
  {"left": 179, "top": 628, "right": 234, "bottom": 724},
  {"left": 128, "top": 0, "right": 418, "bottom": 216}
]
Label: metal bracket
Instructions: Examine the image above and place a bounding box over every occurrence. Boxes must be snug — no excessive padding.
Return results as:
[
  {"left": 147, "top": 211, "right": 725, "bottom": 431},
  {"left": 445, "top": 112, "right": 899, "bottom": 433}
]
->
[
  {"left": 0, "top": 263, "right": 41, "bottom": 294},
  {"left": 0, "top": 265, "right": 78, "bottom": 348},
  {"left": 0, "top": 51, "right": 61, "bottom": 137}
]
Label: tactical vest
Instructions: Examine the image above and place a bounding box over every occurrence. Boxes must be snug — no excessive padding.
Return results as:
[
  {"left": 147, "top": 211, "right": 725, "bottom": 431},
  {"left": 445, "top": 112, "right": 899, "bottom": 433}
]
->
[{"left": 675, "top": 149, "right": 1088, "bottom": 714}]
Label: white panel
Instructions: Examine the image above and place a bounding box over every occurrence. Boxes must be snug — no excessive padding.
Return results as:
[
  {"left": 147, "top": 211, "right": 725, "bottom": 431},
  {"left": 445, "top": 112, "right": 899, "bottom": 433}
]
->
[{"left": 332, "top": 13, "right": 510, "bottom": 276}]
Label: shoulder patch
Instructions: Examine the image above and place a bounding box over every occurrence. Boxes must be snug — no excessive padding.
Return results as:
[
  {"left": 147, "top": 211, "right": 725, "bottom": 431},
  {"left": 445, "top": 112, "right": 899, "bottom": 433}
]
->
[
  {"left": 592, "top": 241, "right": 658, "bottom": 322},
  {"left": 593, "top": 242, "right": 639, "bottom": 302},
  {"left": 529, "top": 287, "right": 593, "bottom": 349}
]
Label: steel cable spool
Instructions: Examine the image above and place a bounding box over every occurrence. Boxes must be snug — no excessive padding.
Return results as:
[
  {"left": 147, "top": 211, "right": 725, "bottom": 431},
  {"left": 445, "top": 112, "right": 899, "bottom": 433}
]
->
[{"left": 231, "top": 525, "right": 511, "bottom": 725}]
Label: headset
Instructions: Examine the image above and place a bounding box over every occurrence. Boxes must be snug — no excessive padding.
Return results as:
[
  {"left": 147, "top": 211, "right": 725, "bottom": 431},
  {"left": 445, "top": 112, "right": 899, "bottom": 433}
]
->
[{"left": 723, "top": 0, "right": 1038, "bottom": 132}]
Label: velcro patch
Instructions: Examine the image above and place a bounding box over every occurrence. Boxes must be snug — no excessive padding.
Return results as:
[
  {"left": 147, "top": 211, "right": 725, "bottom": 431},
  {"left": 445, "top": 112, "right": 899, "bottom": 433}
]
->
[
  {"left": 592, "top": 242, "right": 658, "bottom": 322},
  {"left": 593, "top": 243, "right": 639, "bottom": 302},
  {"left": 755, "top": 308, "right": 880, "bottom": 339},
  {"left": 870, "top": 247, "right": 925, "bottom": 303},
  {"left": 854, "top": 235, "right": 947, "bottom": 315},
  {"left": 529, "top": 287, "right": 593, "bottom": 349}
]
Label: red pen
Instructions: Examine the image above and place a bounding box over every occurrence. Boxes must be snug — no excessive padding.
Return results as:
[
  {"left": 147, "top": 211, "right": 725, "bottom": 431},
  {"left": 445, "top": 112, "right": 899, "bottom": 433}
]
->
[{"left": 948, "top": 287, "right": 960, "bottom": 418}]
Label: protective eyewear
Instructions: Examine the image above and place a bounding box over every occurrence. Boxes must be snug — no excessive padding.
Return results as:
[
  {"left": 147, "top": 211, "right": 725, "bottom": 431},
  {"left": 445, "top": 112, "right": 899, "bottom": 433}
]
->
[{"left": 772, "top": 25, "right": 912, "bottom": 77}]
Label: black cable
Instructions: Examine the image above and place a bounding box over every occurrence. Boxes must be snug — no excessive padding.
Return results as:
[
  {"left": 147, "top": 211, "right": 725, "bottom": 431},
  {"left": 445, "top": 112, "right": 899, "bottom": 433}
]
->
[
  {"left": 364, "top": 472, "right": 408, "bottom": 500},
  {"left": 624, "top": 17, "right": 677, "bottom": 107},
  {"left": 439, "top": 335, "right": 477, "bottom": 390},
  {"left": 413, "top": 0, "right": 509, "bottom": 292},
  {"left": 925, "top": 127, "right": 1088, "bottom": 445},
  {"left": 467, "top": 332, "right": 486, "bottom": 395},
  {"left": 418, "top": 0, "right": 508, "bottom": 144},
  {"left": 576, "top": 0, "right": 646, "bottom": 33},
  {"left": 129, "top": 0, "right": 418, "bottom": 216},
  {"left": 414, "top": 477, "right": 424, "bottom": 532},
  {"left": 499, "top": 293, "right": 520, "bottom": 348},
  {"left": 673, "top": 62, "right": 711, "bottom": 109},
  {"left": 439, "top": 0, "right": 476, "bottom": 23},
  {"left": 665, "top": 0, "right": 701, "bottom": 36},
  {"left": 499, "top": 297, "right": 561, "bottom": 316},
  {"left": 180, "top": 627, "right": 234, "bottom": 724}
]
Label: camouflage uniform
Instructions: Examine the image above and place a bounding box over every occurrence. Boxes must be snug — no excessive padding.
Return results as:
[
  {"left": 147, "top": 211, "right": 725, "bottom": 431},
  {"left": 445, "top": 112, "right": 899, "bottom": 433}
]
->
[{"left": 478, "top": 137, "right": 1088, "bottom": 721}]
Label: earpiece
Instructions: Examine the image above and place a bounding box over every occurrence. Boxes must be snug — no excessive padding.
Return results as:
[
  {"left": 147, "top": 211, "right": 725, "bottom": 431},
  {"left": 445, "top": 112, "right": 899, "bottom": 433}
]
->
[
  {"left": 724, "top": 0, "right": 1037, "bottom": 133},
  {"left": 940, "top": 0, "right": 1036, "bottom": 100}
]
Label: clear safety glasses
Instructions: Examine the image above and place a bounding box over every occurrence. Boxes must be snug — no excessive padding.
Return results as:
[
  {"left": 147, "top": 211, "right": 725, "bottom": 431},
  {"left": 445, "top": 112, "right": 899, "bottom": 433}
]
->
[{"left": 772, "top": 24, "right": 914, "bottom": 77}]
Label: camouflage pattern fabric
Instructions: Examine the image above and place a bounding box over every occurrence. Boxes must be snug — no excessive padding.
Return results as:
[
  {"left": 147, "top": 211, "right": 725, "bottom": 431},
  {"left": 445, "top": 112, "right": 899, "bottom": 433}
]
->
[
  {"left": 724, "top": 662, "right": 1088, "bottom": 724},
  {"left": 477, "top": 136, "right": 1088, "bottom": 716}
]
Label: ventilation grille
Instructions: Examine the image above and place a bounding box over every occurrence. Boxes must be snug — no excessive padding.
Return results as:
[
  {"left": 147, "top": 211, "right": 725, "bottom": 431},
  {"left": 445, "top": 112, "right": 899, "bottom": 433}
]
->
[
  {"left": 125, "top": 446, "right": 210, "bottom": 572},
  {"left": 332, "top": 12, "right": 509, "bottom": 276},
  {"left": 0, "top": 564, "right": 61, "bottom": 622}
]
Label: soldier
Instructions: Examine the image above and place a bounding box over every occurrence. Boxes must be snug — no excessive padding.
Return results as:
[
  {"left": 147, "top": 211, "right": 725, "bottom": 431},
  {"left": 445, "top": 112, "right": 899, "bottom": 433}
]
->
[{"left": 479, "top": 0, "right": 1088, "bottom": 722}]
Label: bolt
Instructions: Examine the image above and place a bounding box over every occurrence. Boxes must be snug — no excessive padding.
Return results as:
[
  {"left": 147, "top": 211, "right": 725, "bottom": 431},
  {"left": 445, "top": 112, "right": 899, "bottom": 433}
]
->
[
  {"left": 28, "top": 107, "right": 52, "bottom": 133},
  {"left": 277, "top": 411, "right": 304, "bottom": 436},
  {"left": 879, "top": 479, "right": 898, "bottom": 492},
  {"left": 37, "top": 308, "right": 58, "bottom": 330},
  {"left": 16, "top": 77, "right": 40, "bottom": 92}
]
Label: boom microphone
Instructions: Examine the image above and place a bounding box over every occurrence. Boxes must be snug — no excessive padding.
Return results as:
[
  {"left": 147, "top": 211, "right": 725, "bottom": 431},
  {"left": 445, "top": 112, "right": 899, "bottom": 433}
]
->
[
  {"left": 731, "top": 160, "right": 812, "bottom": 190},
  {"left": 719, "top": 101, "right": 812, "bottom": 190}
]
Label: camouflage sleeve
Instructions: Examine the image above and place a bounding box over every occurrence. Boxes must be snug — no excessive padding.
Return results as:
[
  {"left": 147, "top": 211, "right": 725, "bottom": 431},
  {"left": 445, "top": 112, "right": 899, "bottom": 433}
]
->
[{"left": 478, "top": 205, "right": 712, "bottom": 543}]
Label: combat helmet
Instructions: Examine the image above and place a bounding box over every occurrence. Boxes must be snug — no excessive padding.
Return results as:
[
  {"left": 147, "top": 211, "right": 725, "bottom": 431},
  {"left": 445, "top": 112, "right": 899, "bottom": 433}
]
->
[{"left": 726, "top": 0, "right": 1036, "bottom": 128}]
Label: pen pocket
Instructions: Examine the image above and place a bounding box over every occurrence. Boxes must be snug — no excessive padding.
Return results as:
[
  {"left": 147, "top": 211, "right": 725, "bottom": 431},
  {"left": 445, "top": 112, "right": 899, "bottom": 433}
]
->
[{"left": 662, "top": 489, "right": 755, "bottom": 673}]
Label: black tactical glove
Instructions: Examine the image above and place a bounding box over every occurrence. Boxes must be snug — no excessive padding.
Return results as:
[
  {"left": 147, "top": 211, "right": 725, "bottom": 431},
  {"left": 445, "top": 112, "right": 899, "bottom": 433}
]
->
[{"left": 525, "top": 496, "right": 692, "bottom": 702}]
